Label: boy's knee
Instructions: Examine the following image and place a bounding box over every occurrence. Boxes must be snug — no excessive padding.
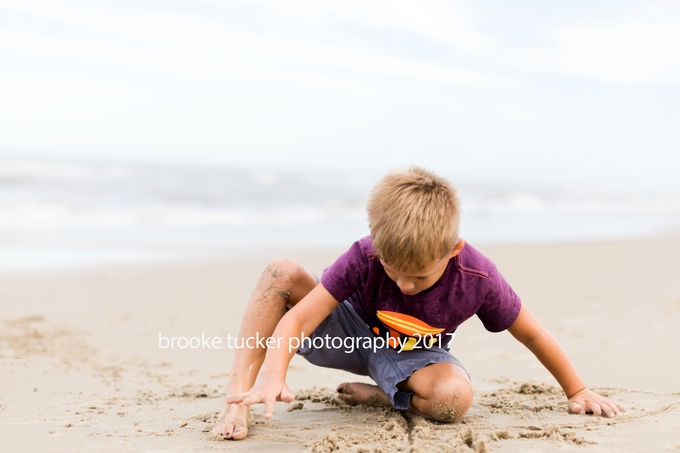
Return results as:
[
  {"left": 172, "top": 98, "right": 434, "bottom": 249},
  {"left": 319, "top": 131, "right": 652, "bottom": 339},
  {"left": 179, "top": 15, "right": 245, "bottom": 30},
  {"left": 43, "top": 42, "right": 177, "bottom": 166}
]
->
[
  {"left": 266, "top": 257, "right": 313, "bottom": 283},
  {"left": 429, "top": 375, "right": 472, "bottom": 423},
  {"left": 265, "top": 257, "right": 302, "bottom": 280},
  {"left": 262, "top": 258, "right": 317, "bottom": 304}
]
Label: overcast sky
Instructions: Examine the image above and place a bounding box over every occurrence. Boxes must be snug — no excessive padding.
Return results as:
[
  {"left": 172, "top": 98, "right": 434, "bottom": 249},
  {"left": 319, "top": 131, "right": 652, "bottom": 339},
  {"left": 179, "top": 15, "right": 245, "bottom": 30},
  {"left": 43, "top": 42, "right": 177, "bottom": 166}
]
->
[{"left": 1, "top": 0, "right": 679, "bottom": 190}]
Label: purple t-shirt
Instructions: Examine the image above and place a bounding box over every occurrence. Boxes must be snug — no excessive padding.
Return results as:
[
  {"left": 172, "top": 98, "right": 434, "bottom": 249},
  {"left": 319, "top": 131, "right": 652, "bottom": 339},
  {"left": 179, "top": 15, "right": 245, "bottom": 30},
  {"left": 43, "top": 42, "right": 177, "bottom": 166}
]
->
[{"left": 321, "top": 236, "right": 521, "bottom": 348}]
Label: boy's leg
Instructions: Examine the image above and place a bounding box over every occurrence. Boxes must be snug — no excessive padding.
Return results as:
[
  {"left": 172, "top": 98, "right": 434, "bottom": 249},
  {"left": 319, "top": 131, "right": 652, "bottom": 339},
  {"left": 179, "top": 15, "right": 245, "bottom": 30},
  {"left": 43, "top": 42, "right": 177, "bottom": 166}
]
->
[
  {"left": 337, "top": 362, "right": 472, "bottom": 422},
  {"left": 402, "top": 362, "right": 472, "bottom": 422},
  {"left": 211, "top": 257, "right": 318, "bottom": 439}
]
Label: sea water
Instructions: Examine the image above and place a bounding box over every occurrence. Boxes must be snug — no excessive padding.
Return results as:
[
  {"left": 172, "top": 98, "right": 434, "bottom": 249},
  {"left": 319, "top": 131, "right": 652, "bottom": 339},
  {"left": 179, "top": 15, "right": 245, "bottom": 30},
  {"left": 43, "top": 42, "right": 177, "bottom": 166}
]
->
[{"left": 1, "top": 158, "right": 679, "bottom": 273}]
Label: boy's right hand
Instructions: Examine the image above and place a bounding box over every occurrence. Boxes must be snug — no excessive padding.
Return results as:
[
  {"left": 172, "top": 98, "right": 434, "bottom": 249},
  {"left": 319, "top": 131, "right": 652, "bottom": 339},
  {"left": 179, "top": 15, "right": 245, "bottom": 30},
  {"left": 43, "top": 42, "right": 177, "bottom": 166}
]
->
[{"left": 226, "top": 376, "right": 295, "bottom": 420}]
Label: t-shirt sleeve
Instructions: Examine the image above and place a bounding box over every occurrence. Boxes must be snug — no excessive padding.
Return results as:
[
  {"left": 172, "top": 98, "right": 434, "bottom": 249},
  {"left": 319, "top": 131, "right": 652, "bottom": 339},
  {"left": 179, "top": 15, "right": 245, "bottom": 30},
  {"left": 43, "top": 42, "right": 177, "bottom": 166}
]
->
[
  {"left": 321, "top": 240, "right": 368, "bottom": 303},
  {"left": 475, "top": 264, "right": 522, "bottom": 332}
]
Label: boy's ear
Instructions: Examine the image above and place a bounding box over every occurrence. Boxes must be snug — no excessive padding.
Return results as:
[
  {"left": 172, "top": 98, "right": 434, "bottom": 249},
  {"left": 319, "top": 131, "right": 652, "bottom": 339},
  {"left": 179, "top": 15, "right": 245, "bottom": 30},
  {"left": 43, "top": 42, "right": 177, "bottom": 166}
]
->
[{"left": 449, "top": 238, "right": 466, "bottom": 258}]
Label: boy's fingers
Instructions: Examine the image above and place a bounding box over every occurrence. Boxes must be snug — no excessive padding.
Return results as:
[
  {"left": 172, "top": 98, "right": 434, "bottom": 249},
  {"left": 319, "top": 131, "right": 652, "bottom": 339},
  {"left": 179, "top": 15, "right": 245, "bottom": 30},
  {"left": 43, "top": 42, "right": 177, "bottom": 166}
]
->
[
  {"left": 586, "top": 401, "right": 602, "bottom": 416},
  {"left": 242, "top": 392, "right": 264, "bottom": 406},
  {"left": 609, "top": 400, "right": 625, "bottom": 413},
  {"left": 600, "top": 403, "right": 614, "bottom": 417},
  {"left": 603, "top": 401, "right": 620, "bottom": 417},
  {"left": 279, "top": 388, "right": 295, "bottom": 403},
  {"left": 569, "top": 396, "right": 624, "bottom": 417},
  {"left": 568, "top": 401, "right": 585, "bottom": 415},
  {"left": 609, "top": 401, "right": 621, "bottom": 415},
  {"left": 263, "top": 397, "right": 275, "bottom": 420},
  {"left": 226, "top": 393, "right": 247, "bottom": 404}
]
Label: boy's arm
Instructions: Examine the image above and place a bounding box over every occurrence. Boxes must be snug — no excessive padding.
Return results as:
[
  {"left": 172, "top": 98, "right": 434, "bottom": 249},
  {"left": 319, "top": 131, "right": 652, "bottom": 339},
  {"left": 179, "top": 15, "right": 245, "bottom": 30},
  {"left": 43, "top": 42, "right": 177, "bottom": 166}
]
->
[
  {"left": 227, "top": 283, "right": 339, "bottom": 419},
  {"left": 507, "top": 304, "right": 624, "bottom": 418}
]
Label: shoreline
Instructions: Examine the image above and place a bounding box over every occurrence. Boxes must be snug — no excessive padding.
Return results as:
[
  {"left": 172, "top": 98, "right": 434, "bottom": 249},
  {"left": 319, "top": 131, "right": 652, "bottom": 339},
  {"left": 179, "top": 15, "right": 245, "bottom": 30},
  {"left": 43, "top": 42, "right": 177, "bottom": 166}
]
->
[{"left": 2, "top": 230, "right": 680, "bottom": 277}]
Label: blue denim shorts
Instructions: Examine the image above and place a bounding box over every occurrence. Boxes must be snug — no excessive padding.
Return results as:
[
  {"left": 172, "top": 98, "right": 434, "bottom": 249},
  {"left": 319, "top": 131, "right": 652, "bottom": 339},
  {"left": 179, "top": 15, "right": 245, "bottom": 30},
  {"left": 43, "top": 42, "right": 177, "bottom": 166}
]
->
[{"left": 296, "top": 300, "right": 467, "bottom": 410}]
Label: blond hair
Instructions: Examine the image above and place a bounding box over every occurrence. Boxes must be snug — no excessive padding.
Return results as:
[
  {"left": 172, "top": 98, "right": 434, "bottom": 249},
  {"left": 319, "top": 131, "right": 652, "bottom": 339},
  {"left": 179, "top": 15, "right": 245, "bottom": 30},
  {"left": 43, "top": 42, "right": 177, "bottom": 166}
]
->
[{"left": 366, "top": 166, "right": 460, "bottom": 271}]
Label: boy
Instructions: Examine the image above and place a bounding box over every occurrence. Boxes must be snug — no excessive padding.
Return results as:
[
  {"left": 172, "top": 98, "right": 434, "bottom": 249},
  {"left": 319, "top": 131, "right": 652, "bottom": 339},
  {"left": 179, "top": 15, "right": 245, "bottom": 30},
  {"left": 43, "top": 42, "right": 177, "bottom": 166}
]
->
[{"left": 212, "top": 167, "right": 623, "bottom": 440}]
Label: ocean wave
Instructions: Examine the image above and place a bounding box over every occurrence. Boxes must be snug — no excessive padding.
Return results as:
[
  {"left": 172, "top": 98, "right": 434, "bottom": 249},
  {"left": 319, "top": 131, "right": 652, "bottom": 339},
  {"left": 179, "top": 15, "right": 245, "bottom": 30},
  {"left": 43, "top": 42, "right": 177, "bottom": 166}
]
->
[
  {"left": 1, "top": 158, "right": 679, "bottom": 252},
  {"left": 0, "top": 203, "right": 366, "bottom": 228}
]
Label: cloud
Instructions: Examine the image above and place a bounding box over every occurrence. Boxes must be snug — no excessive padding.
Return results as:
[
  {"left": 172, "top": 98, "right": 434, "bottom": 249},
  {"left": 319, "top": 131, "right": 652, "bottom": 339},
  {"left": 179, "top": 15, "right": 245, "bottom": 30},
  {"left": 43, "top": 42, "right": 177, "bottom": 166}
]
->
[
  {"left": 0, "top": 74, "right": 137, "bottom": 112},
  {"left": 505, "top": 1, "right": 680, "bottom": 84},
  {"left": 0, "top": 29, "right": 376, "bottom": 94},
  {"left": 230, "top": 0, "right": 494, "bottom": 53},
  {"left": 0, "top": 0, "right": 515, "bottom": 92},
  {"left": 549, "top": 22, "right": 680, "bottom": 84}
]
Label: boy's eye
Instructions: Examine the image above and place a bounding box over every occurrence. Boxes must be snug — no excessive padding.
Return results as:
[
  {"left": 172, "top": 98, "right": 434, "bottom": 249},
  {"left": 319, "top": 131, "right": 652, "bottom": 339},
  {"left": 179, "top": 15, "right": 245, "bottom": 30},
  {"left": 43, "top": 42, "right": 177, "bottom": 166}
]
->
[{"left": 416, "top": 276, "right": 428, "bottom": 280}]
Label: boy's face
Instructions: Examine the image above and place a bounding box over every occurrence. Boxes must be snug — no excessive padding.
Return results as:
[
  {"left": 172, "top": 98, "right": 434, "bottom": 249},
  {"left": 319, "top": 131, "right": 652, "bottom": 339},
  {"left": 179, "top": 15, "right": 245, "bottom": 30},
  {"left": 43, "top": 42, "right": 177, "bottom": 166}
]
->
[{"left": 380, "top": 239, "right": 466, "bottom": 296}]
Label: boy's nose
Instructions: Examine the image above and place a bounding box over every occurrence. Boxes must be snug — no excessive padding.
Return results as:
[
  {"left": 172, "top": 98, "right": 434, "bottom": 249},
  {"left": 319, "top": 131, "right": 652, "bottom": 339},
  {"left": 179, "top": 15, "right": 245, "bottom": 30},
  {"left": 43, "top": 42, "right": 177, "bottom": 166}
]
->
[{"left": 397, "top": 278, "right": 415, "bottom": 292}]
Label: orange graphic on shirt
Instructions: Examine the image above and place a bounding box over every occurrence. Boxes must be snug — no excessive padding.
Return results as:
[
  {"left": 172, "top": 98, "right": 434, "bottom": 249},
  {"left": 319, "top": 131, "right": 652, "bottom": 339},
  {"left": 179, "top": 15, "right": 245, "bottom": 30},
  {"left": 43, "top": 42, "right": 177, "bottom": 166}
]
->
[
  {"left": 376, "top": 310, "right": 445, "bottom": 336},
  {"left": 373, "top": 310, "right": 445, "bottom": 350}
]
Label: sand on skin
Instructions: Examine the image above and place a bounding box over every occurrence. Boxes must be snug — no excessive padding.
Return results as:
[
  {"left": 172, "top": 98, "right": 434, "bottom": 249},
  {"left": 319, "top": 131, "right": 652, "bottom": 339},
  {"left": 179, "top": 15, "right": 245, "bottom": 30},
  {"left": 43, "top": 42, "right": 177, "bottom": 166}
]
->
[{"left": 1, "top": 238, "right": 680, "bottom": 452}]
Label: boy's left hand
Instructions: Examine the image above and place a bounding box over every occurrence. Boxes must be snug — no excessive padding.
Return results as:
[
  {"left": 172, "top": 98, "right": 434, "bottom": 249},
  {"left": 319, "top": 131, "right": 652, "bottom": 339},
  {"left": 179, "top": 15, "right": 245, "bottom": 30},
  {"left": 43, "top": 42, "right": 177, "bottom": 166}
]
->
[{"left": 568, "top": 388, "right": 625, "bottom": 418}]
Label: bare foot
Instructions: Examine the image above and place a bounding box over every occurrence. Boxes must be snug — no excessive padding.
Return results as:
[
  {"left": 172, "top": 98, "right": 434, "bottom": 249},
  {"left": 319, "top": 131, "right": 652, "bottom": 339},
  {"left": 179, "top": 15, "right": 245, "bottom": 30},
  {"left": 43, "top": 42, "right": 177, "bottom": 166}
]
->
[
  {"left": 211, "top": 402, "right": 252, "bottom": 440},
  {"left": 336, "top": 382, "right": 390, "bottom": 407}
]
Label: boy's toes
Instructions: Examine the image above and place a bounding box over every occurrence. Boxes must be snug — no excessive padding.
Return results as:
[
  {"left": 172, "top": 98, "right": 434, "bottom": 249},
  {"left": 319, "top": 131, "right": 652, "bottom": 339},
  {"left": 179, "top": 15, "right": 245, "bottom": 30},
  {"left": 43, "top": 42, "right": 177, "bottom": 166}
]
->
[
  {"left": 336, "top": 383, "right": 352, "bottom": 397},
  {"left": 210, "top": 404, "right": 251, "bottom": 440},
  {"left": 336, "top": 383, "right": 359, "bottom": 405},
  {"left": 211, "top": 421, "right": 247, "bottom": 440},
  {"left": 211, "top": 421, "right": 231, "bottom": 437},
  {"left": 231, "top": 424, "right": 248, "bottom": 440},
  {"left": 228, "top": 416, "right": 249, "bottom": 440},
  {"left": 210, "top": 424, "right": 228, "bottom": 438},
  {"left": 336, "top": 382, "right": 390, "bottom": 407}
]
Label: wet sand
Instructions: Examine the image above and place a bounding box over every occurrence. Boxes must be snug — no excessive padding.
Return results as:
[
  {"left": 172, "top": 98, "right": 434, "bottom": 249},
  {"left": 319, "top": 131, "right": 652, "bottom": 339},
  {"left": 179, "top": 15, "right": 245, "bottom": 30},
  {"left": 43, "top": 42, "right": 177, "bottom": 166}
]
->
[{"left": 1, "top": 238, "right": 679, "bottom": 452}]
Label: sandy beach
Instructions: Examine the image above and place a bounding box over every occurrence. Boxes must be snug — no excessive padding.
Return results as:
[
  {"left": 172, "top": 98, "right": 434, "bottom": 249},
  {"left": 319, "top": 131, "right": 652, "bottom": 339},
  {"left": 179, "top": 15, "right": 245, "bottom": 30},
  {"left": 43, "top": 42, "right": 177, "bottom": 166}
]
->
[{"left": 1, "top": 237, "right": 679, "bottom": 452}]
